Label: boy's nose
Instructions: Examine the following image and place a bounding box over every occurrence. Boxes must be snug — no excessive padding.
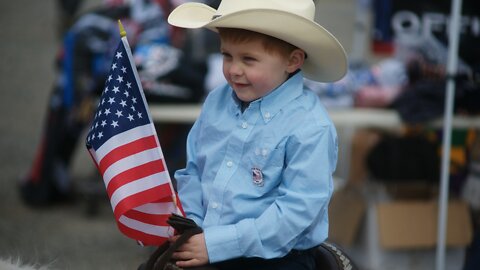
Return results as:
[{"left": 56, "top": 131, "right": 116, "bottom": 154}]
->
[{"left": 228, "top": 62, "right": 243, "bottom": 76}]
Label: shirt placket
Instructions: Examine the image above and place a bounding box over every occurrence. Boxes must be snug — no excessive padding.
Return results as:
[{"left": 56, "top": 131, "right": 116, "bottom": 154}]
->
[{"left": 203, "top": 106, "right": 260, "bottom": 226}]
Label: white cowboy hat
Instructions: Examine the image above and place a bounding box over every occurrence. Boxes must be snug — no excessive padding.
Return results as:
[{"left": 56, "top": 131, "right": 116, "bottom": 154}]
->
[{"left": 167, "top": 0, "right": 347, "bottom": 82}]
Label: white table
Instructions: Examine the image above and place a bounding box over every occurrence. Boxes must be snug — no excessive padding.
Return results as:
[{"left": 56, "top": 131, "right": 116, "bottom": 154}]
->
[
  {"left": 149, "top": 104, "right": 480, "bottom": 181},
  {"left": 149, "top": 104, "right": 480, "bottom": 129}
]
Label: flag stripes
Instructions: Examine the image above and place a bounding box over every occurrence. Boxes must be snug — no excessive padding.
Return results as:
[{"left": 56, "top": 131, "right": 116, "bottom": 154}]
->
[
  {"left": 110, "top": 174, "right": 171, "bottom": 215},
  {"left": 119, "top": 215, "right": 172, "bottom": 237},
  {"left": 98, "top": 135, "right": 158, "bottom": 173},
  {"left": 113, "top": 184, "right": 175, "bottom": 219},
  {"left": 94, "top": 124, "right": 154, "bottom": 161},
  {"left": 124, "top": 209, "right": 170, "bottom": 226},
  {"left": 85, "top": 35, "right": 183, "bottom": 245},
  {"left": 117, "top": 219, "right": 172, "bottom": 246},
  {"left": 135, "top": 201, "right": 180, "bottom": 215},
  {"left": 106, "top": 160, "right": 165, "bottom": 198},
  {"left": 103, "top": 148, "right": 162, "bottom": 187}
]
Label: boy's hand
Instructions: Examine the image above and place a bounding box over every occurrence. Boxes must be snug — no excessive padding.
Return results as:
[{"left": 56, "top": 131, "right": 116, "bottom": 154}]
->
[{"left": 170, "top": 232, "right": 209, "bottom": 267}]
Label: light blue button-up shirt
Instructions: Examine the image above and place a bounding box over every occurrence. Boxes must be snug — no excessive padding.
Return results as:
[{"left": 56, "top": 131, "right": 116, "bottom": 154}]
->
[{"left": 174, "top": 72, "right": 337, "bottom": 263}]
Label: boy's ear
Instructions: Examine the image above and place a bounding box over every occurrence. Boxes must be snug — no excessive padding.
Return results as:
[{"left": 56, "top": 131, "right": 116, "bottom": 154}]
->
[{"left": 287, "top": 49, "right": 306, "bottom": 73}]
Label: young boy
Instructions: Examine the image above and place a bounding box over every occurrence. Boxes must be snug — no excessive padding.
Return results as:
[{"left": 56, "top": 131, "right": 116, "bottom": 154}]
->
[{"left": 167, "top": 0, "right": 347, "bottom": 269}]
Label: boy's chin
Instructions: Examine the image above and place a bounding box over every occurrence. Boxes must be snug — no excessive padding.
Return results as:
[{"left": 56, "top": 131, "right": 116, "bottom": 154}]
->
[{"left": 234, "top": 91, "right": 257, "bottom": 103}]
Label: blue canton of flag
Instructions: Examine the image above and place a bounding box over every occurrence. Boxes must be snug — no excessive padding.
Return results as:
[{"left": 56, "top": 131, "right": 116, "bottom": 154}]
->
[
  {"left": 86, "top": 43, "right": 149, "bottom": 148},
  {"left": 86, "top": 36, "right": 183, "bottom": 246}
]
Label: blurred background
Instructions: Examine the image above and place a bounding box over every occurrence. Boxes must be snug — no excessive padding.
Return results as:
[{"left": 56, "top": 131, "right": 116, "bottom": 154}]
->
[
  {"left": 0, "top": 0, "right": 157, "bottom": 269},
  {"left": 1, "top": 0, "right": 479, "bottom": 269}
]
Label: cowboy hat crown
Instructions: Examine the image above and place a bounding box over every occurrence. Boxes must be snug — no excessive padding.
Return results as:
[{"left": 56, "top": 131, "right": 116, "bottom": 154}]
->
[{"left": 168, "top": 0, "right": 347, "bottom": 82}]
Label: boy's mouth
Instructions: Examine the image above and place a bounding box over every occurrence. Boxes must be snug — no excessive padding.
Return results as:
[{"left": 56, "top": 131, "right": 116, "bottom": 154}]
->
[{"left": 232, "top": 82, "right": 249, "bottom": 89}]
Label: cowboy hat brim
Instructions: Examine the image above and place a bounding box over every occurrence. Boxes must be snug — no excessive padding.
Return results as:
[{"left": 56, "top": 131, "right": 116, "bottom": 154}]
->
[{"left": 168, "top": 3, "right": 347, "bottom": 82}]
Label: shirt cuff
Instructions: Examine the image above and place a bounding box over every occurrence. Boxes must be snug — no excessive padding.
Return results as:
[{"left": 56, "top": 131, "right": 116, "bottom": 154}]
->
[
  {"left": 188, "top": 215, "right": 203, "bottom": 228},
  {"left": 203, "top": 224, "right": 242, "bottom": 263}
]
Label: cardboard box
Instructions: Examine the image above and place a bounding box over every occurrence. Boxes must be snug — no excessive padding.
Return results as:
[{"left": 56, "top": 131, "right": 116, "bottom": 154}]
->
[
  {"left": 328, "top": 183, "right": 473, "bottom": 250},
  {"left": 328, "top": 184, "right": 472, "bottom": 270},
  {"left": 377, "top": 199, "right": 473, "bottom": 249}
]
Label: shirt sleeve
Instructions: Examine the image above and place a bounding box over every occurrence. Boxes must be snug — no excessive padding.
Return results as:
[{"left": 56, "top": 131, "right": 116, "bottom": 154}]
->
[
  {"left": 204, "top": 123, "right": 337, "bottom": 262},
  {"left": 174, "top": 118, "right": 205, "bottom": 227}
]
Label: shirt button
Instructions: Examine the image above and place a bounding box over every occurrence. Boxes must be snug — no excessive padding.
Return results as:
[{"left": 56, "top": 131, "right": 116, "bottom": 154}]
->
[
  {"left": 264, "top": 112, "right": 271, "bottom": 119},
  {"left": 211, "top": 202, "right": 218, "bottom": 209},
  {"left": 226, "top": 161, "right": 233, "bottom": 167},
  {"left": 241, "top": 122, "right": 248, "bottom": 129}
]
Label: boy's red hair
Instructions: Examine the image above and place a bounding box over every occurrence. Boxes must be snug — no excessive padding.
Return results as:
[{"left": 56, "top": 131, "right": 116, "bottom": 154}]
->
[{"left": 218, "top": 28, "right": 300, "bottom": 58}]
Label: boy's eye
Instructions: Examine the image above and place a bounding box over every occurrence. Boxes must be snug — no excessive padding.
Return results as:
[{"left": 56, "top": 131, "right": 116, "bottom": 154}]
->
[
  {"left": 221, "top": 52, "right": 232, "bottom": 59},
  {"left": 243, "top": 56, "right": 257, "bottom": 62}
]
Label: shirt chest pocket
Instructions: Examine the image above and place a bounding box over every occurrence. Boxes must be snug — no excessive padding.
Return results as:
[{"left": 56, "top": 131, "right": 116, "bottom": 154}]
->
[{"left": 246, "top": 137, "right": 285, "bottom": 169}]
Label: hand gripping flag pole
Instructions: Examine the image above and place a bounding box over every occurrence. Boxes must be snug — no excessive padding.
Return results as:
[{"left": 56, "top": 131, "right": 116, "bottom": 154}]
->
[{"left": 85, "top": 20, "right": 183, "bottom": 246}]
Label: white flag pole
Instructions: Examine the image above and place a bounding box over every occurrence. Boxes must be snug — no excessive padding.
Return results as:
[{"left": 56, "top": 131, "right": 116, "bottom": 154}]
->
[{"left": 435, "top": 0, "right": 463, "bottom": 270}]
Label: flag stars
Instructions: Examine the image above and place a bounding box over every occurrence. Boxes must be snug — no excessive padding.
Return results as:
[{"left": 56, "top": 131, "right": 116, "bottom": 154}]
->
[
  {"left": 116, "top": 75, "right": 124, "bottom": 83},
  {"left": 87, "top": 44, "right": 152, "bottom": 151}
]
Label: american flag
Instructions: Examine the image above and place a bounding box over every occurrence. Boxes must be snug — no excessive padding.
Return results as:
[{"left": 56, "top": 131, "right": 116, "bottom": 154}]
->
[{"left": 86, "top": 33, "right": 182, "bottom": 246}]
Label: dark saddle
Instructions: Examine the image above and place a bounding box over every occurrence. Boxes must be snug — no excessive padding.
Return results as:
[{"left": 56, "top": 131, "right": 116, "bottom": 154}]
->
[{"left": 138, "top": 214, "right": 358, "bottom": 270}]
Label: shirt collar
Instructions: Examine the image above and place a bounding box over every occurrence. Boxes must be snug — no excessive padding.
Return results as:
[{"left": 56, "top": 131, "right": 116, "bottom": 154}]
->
[
  {"left": 227, "top": 71, "right": 305, "bottom": 121},
  {"left": 228, "top": 89, "right": 243, "bottom": 117},
  {"left": 258, "top": 71, "right": 304, "bottom": 123}
]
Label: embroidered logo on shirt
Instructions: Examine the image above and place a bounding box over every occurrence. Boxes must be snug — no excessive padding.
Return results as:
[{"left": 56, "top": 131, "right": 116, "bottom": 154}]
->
[{"left": 252, "top": 167, "right": 264, "bottom": 187}]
